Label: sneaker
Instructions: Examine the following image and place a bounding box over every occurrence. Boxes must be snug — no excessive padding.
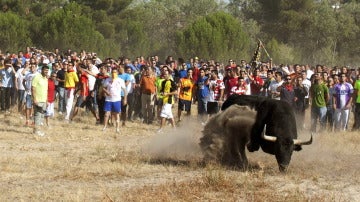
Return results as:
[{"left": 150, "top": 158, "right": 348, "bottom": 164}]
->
[
  {"left": 116, "top": 128, "right": 120, "bottom": 133},
  {"left": 58, "top": 112, "right": 63, "bottom": 115},
  {"left": 34, "top": 131, "right": 45, "bottom": 137},
  {"left": 157, "top": 128, "right": 163, "bottom": 133},
  {"left": 102, "top": 126, "right": 107, "bottom": 131}
]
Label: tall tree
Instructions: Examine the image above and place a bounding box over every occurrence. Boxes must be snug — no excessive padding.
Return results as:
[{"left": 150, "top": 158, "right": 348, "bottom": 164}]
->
[
  {"left": 0, "top": 12, "right": 31, "bottom": 52},
  {"left": 176, "top": 12, "right": 250, "bottom": 61}
]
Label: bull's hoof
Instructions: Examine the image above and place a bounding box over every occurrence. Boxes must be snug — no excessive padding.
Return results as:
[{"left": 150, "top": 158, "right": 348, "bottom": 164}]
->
[{"left": 247, "top": 143, "right": 259, "bottom": 152}]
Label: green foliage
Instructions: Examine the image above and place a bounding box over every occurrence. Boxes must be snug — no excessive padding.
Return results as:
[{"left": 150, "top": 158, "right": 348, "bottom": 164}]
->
[
  {"left": 176, "top": 12, "right": 250, "bottom": 61},
  {"left": 36, "top": 2, "right": 105, "bottom": 54},
  {"left": 0, "top": 11, "right": 31, "bottom": 52},
  {"left": 0, "top": 0, "right": 359, "bottom": 65}
]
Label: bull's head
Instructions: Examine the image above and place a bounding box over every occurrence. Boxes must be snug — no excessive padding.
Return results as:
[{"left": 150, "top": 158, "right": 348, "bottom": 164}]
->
[{"left": 261, "top": 127, "right": 313, "bottom": 172}]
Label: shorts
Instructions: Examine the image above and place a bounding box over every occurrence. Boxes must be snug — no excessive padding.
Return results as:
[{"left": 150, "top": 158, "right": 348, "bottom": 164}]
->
[
  {"left": 25, "top": 94, "right": 32, "bottom": 109},
  {"left": 104, "top": 101, "right": 121, "bottom": 113},
  {"left": 45, "top": 102, "right": 55, "bottom": 117},
  {"left": 178, "top": 99, "right": 192, "bottom": 112},
  {"left": 207, "top": 101, "right": 219, "bottom": 115},
  {"left": 160, "top": 103, "right": 173, "bottom": 119}
]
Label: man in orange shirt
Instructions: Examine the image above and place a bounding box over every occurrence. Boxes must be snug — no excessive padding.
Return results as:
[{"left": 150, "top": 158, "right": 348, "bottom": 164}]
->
[
  {"left": 177, "top": 68, "right": 194, "bottom": 122},
  {"left": 140, "top": 66, "right": 156, "bottom": 124}
]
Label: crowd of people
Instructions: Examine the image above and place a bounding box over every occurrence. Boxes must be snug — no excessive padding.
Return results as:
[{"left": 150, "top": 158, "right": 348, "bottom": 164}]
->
[{"left": 0, "top": 47, "right": 359, "bottom": 136}]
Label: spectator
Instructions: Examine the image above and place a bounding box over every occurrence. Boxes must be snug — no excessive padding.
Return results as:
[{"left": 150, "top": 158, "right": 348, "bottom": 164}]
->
[
  {"left": 102, "top": 68, "right": 127, "bottom": 133},
  {"left": 31, "top": 66, "right": 49, "bottom": 136},
  {"left": 333, "top": 73, "right": 353, "bottom": 131},
  {"left": 64, "top": 62, "right": 79, "bottom": 121},
  {"left": 195, "top": 68, "right": 210, "bottom": 124},
  {"left": 294, "top": 76, "right": 308, "bottom": 131},
  {"left": 117, "top": 64, "right": 131, "bottom": 126},
  {"left": 15, "top": 60, "right": 28, "bottom": 113},
  {"left": 125, "top": 66, "right": 136, "bottom": 122},
  {"left": 326, "top": 77, "right": 336, "bottom": 131},
  {"left": 269, "top": 71, "right": 283, "bottom": 100},
  {"left": 56, "top": 62, "right": 66, "bottom": 114},
  {"left": 158, "top": 70, "right": 177, "bottom": 132},
  {"left": 45, "top": 72, "right": 57, "bottom": 126},
  {"left": 207, "top": 69, "right": 224, "bottom": 116},
  {"left": 310, "top": 73, "right": 329, "bottom": 133},
  {"left": 140, "top": 66, "right": 156, "bottom": 124},
  {"left": 277, "top": 75, "right": 295, "bottom": 106},
  {"left": 0, "top": 59, "right": 16, "bottom": 113},
  {"left": 353, "top": 73, "right": 360, "bottom": 131},
  {"left": 230, "top": 77, "right": 247, "bottom": 96},
  {"left": 178, "top": 68, "right": 194, "bottom": 122},
  {"left": 23, "top": 63, "right": 38, "bottom": 126},
  {"left": 249, "top": 68, "right": 264, "bottom": 96}
]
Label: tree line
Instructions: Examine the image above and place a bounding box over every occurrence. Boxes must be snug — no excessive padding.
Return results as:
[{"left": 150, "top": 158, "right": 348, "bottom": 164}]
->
[{"left": 0, "top": 0, "right": 359, "bottom": 66}]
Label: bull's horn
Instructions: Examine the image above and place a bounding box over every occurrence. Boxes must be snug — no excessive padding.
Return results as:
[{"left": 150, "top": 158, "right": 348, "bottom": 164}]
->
[
  {"left": 261, "top": 126, "right": 277, "bottom": 142},
  {"left": 261, "top": 133, "right": 277, "bottom": 142},
  {"left": 293, "top": 133, "right": 313, "bottom": 145}
]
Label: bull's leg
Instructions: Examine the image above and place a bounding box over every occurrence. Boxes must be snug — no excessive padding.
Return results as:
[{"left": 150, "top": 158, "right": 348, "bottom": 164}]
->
[
  {"left": 228, "top": 138, "right": 241, "bottom": 167},
  {"left": 238, "top": 139, "right": 249, "bottom": 170},
  {"left": 247, "top": 124, "right": 261, "bottom": 152},
  {"left": 222, "top": 129, "right": 241, "bottom": 167}
]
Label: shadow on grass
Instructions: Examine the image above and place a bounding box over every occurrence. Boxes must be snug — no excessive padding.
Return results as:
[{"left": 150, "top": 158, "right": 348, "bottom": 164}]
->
[{"left": 144, "top": 157, "right": 264, "bottom": 172}]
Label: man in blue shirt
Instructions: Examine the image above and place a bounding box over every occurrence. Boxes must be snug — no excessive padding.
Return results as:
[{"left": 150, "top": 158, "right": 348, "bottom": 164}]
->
[
  {"left": 118, "top": 65, "right": 131, "bottom": 126},
  {"left": 196, "top": 68, "right": 210, "bottom": 124},
  {"left": 0, "top": 59, "right": 16, "bottom": 113}
]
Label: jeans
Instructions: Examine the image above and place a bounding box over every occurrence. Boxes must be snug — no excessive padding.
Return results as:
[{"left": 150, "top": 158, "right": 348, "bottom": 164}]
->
[
  {"left": 354, "top": 103, "right": 360, "bottom": 130},
  {"left": 17, "top": 89, "right": 25, "bottom": 111},
  {"left": 311, "top": 106, "right": 327, "bottom": 133},
  {"left": 197, "top": 96, "right": 209, "bottom": 115},
  {"left": 326, "top": 106, "right": 334, "bottom": 131},
  {"left": 0, "top": 87, "right": 12, "bottom": 111},
  {"left": 58, "top": 87, "right": 66, "bottom": 113}
]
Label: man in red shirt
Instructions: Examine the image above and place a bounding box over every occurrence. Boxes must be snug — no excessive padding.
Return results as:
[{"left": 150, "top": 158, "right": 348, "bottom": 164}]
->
[
  {"left": 224, "top": 67, "right": 238, "bottom": 99},
  {"left": 250, "top": 68, "right": 264, "bottom": 95},
  {"left": 45, "top": 72, "right": 57, "bottom": 126}
]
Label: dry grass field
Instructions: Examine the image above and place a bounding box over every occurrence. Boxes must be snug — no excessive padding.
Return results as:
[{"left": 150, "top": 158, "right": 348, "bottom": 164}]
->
[{"left": 0, "top": 105, "right": 359, "bottom": 201}]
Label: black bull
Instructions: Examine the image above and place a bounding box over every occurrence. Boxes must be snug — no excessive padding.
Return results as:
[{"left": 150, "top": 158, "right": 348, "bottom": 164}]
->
[{"left": 221, "top": 94, "right": 312, "bottom": 172}]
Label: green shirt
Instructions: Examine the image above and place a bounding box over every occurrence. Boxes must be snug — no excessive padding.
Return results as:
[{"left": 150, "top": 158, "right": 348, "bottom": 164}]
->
[
  {"left": 355, "top": 80, "right": 360, "bottom": 103},
  {"left": 310, "top": 83, "right": 329, "bottom": 107},
  {"left": 32, "top": 73, "right": 48, "bottom": 103},
  {"left": 155, "top": 77, "right": 165, "bottom": 99}
]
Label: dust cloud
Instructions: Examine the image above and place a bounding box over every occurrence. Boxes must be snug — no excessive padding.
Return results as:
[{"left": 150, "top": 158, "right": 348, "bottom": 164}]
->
[{"left": 141, "top": 118, "right": 204, "bottom": 161}]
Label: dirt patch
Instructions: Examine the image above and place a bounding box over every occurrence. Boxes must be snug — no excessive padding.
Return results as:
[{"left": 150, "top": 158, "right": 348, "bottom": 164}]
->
[{"left": 0, "top": 111, "right": 359, "bottom": 201}]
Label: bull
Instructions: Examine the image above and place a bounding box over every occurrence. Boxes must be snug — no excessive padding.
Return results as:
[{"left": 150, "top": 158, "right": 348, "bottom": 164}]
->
[
  {"left": 200, "top": 105, "right": 256, "bottom": 169},
  {"left": 221, "top": 94, "right": 312, "bottom": 172}
]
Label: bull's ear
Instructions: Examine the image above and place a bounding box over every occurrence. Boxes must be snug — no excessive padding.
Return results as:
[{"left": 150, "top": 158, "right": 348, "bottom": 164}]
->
[{"left": 294, "top": 145, "right": 302, "bottom": 151}]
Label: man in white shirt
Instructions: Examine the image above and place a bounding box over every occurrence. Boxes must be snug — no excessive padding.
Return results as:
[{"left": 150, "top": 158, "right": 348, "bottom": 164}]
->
[
  {"left": 102, "top": 68, "right": 127, "bottom": 133},
  {"left": 269, "top": 71, "right": 284, "bottom": 100}
]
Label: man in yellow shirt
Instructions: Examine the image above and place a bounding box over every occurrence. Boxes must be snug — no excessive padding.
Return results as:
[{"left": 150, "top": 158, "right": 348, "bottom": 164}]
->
[
  {"left": 31, "top": 66, "right": 49, "bottom": 136},
  {"left": 158, "top": 70, "right": 177, "bottom": 133},
  {"left": 64, "top": 62, "right": 79, "bottom": 121}
]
